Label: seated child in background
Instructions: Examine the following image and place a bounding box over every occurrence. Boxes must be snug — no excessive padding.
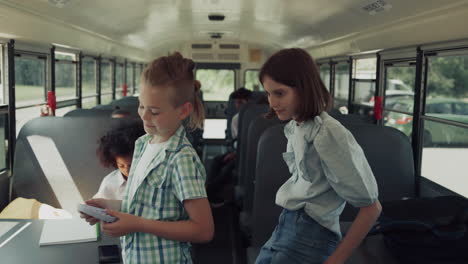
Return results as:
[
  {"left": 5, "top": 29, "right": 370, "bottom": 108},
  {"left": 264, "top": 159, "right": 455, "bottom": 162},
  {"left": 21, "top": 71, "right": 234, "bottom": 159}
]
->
[{"left": 94, "top": 121, "right": 145, "bottom": 200}]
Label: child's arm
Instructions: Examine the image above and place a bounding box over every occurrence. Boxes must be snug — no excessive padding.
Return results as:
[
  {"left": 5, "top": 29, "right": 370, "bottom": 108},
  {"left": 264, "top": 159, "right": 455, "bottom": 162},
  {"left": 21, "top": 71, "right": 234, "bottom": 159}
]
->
[
  {"left": 323, "top": 200, "right": 382, "bottom": 264},
  {"left": 102, "top": 197, "right": 214, "bottom": 243}
]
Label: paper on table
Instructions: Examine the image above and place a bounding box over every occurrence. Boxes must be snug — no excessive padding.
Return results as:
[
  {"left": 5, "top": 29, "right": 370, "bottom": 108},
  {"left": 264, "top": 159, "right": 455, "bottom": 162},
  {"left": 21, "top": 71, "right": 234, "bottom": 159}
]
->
[{"left": 39, "top": 219, "right": 97, "bottom": 246}]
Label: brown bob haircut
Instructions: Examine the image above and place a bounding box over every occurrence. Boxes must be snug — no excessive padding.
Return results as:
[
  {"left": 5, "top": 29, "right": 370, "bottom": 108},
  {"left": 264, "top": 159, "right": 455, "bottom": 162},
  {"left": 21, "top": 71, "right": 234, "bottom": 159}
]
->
[{"left": 259, "top": 48, "right": 331, "bottom": 122}]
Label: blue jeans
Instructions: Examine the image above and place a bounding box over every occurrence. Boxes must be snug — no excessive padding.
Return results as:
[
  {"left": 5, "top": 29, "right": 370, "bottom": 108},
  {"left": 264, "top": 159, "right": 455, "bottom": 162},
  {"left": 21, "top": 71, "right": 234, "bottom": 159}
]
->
[{"left": 255, "top": 208, "right": 340, "bottom": 264}]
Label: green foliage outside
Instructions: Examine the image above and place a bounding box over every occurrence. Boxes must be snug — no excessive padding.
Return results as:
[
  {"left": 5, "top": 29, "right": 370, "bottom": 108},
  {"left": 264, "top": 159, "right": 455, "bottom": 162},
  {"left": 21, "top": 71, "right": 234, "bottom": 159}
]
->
[
  {"left": 196, "top": 69, "right": 234, "bottom": 101},
  {"left": 244, "top": 70, "right": 261, "bottom": 91}
]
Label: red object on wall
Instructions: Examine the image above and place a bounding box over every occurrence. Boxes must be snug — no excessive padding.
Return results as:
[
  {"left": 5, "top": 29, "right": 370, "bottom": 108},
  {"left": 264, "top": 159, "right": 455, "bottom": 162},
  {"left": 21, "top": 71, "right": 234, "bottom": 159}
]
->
[
  {"left": 123, "top": 84, "right": 128, "bottom": 97},
  {"left": 47, "top": 91, "right": 56, "bottom": 115},
  {"left": 374, "top": 96, "right": 383, "bottom": 120}
]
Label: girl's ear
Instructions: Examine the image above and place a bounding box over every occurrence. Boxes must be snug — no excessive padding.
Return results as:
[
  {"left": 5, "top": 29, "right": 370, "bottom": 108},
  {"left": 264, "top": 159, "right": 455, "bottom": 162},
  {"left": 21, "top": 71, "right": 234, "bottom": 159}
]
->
[{"left": 177, "top": 102, "right": 193, "bottom": 120}]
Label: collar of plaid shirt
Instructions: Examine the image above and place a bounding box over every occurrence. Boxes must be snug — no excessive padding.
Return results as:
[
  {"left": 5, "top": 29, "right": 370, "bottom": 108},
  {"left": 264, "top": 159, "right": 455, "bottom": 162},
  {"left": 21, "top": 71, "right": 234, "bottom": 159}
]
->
[{"left": 127, "top": 125, "right": 187, "bottom": 207}]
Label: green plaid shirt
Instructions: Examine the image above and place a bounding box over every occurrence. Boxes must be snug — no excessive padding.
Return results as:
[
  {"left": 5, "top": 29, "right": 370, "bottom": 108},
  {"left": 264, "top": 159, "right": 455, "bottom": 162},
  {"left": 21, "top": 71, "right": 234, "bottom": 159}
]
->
[{"left": 121, "top": 125, "right": 207, "bottom": 264}]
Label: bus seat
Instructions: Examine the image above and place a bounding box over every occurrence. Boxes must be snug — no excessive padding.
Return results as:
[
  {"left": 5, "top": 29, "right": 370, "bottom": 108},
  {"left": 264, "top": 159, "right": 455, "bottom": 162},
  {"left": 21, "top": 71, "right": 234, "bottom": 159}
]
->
[
  {"left": 109, "top": 96, "right": 139, "bottom": 107},
  {"left": 248, "top": 124, "right": 288, "bottom": 262},
  {"left": 11, "top": 117, "right": 138, "bottom": 209},
  {"left": 234, "top": 103, "right": 269, "bottom": 205},
  {"left": 239, "top": 115, "right": 281, "bottom": 233},
  {"left": 329, "top": 111, "right": 375, "bottom": 125},
  {"left": 64, "top": 108, "right": 114, "bottom": 118},
  {"left": 247, "top": 123, "right": 414, "bottom": 262},
  {"left": 340, "top": 123, "right": 415, "bottom": 221},
  {"left": 248, "top": 91, "right": 267, "bottom": 104}
]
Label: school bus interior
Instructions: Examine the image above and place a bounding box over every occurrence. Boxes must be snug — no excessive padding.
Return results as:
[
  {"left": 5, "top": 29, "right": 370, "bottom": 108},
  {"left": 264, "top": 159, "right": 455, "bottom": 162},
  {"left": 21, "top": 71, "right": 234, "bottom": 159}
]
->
[{"left": 0, "top": 0, "right": 468, "bottom": 263}]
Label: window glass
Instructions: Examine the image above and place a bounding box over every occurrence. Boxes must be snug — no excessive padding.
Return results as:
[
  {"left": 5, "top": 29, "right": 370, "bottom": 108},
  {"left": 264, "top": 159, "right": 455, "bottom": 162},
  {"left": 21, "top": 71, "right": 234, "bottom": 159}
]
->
[
  {"left": 196, "top": 69, "right": 234, "bottom": 101},
  {"left": 126, "top": 63, "right": 133, "bottom": 92},
  {"left": 16, "top": 105, "right": 42, "bottom": 135},
  {"left": 353, "top": 58, "right": 377, "bottom": 79},
  {"left": 101, "top": 61, "right": 112, "bottom": 93},
  {"left": 135, "top": 64, "right": 142, "bottom": 93},
  {"left": 0, "top": 46, "right": 3, "bottom": 104},
  {"left": 101, "top": 94, "right": 113, "bottom": 105},
  {"left": 82, "top": 96, "right": 97, "bottom": 109},
  {"left": 244, "top": 70, "right": 261, "bottom": 91},
  {"left": 55, "top": 62, "right": 76, "bottom": 100},
  {"left": 0, "top": 114, "right": 6, "bottom": 170},
  {"left": 384, "top": 111, "right": 413, "bottom": 140},
  {"left": 421, "top": 120, "right": 468, "bottom": 197},
  {"left": 55, "top": 52, "right": 75, "bottom": 61},
  {"left": 426, "top": 55, "right": 468, "bottom": 124},
  {"left": 319, "top": 64, "right": 330, "bottom": 91},
  {"left": 116, "top": 63, "right": 124, "bottom": 91},
  {"left": 335, "top": 63, "right": 350, "bottom": 100},
  {"left": 82, "top": 58, "right": 96, "bottom": 96},
  {"left": 55, "top": 105, "right": 76, "bottom": 117},
  {"left": 385, "top": 66, "right": 415, "bottom": 111},
  {"left": 353, "top": 81, "right": 375, "bottom": 106},
  {"left": 15, "top": 56, "right": 46, "bottom": 107}
]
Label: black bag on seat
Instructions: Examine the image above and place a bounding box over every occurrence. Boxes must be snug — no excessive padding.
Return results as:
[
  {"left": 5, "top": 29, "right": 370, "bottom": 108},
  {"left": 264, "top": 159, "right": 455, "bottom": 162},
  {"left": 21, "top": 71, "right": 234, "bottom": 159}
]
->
[{"left": 370, "top": 196, "right": 468, "bottom": 263}]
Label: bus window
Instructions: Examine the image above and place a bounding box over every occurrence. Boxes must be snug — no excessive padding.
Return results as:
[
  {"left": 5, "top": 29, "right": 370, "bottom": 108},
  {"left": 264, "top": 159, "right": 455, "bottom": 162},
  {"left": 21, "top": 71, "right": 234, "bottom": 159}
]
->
[
  {"left": 82, "top": 57, "right": 97, "bottom": 108},
  {"left": 15, "top": 54, "right": 47, "bottom": 133},
  {"left": 0, "top": 45, "right": 3, "bottom": 103},
  {"left": 333, "top": 62, "right": 350, "bottom": 110},
  {"left": 383, "top": 64, "right": 416, "bottom": 139},
  {"left": 0, "top": 114, "right": 6, "bottom": 170},
  {"left": 244, "top": 69, "right": 261, "bottom": 91},
  {"left": 126, "top": 63, "right": 133, "bottom": 94},
  {"left": 351, "top": 57, "right": 377, "bottom": 114},
  {"left": 55, "top": 51, "right": 77, "bottom": 101},
  {"left": 82, "top": 97, "right": 97, "bottom": 109},
  {"left": 115, "top": 63, "right": 124, "bottom": 99},
  {"left": 82, "top": 57, "right": 97, "bottom": 97},
  {"left": 196, "top": 69, "right": 234, "bottom": 101},
  {"left": 319, "top": 64, "right": 330, "bottom": 91},
  {"left": 100, "top": 61, "right": 112, "bottom": 103},
  {"left": 427, "top": 55, "right": 468, "bottom": 124},
  {"left": 421, "top": 53, "right": 468, "bottom": 197}
]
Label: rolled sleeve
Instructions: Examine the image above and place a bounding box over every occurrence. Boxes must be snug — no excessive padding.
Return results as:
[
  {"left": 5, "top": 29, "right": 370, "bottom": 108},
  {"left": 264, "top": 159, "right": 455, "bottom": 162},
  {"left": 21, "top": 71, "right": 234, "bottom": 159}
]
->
[
  {"left": 171, "top": 152, "right": 207, "bottom": 202},
  {"left": 315, "top": 123, "right": 379, "bottom": 207}
]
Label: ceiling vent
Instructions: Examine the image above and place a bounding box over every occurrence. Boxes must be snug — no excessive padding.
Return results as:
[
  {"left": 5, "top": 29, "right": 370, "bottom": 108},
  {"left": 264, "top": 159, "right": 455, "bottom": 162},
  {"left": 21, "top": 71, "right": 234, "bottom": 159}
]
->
[
  {"left": 208, "top": 14, "right": 225, "bottom": 21},
  {"left": 219, "top": 44, "right": 240, "bottom": 49},
  {"left": 361, "top": 0, "right": 392, "bottom": 15},
  {"left": 192, "top": 53, "right": 215, "bottom": 60},
  {"left": 218, "top": 53, "right": 240, "bottom": 61},
  {"left": 191, "top": 44, "right": 212, "bottom": 49}
]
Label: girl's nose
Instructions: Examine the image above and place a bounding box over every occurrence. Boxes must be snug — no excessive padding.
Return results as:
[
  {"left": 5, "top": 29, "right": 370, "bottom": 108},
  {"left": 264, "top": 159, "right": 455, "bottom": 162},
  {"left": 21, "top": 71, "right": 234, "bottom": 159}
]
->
[{"left": 268, "top": 97, "right": 277, "bottom": 108}]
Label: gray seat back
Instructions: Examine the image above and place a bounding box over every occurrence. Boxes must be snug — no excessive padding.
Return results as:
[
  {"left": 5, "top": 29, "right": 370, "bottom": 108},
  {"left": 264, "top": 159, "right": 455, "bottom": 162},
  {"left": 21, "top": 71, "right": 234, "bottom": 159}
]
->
[
  {"left": 329, "top": 111, "right": 375, "bottom": 125},
  {"left": 340, "top": 123, "right": 415, "bottom": 220},
  {"left": 12, "top": 117, "right": 141, "bottom": 208},
  {"left": 250, "top": 124, "right": 289, "bottom": 247},
  {"left": 64, "top": 109, "right": 114, "bottom": 118},
  {"left": 250, "top": 122, "right": 415, "bottom": 246},
  {"left": 237, "top": 103, "right": 270, "bottom": 186},
  {"left": 242, "top": 116, "right": 281, "bottom": 216}
]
